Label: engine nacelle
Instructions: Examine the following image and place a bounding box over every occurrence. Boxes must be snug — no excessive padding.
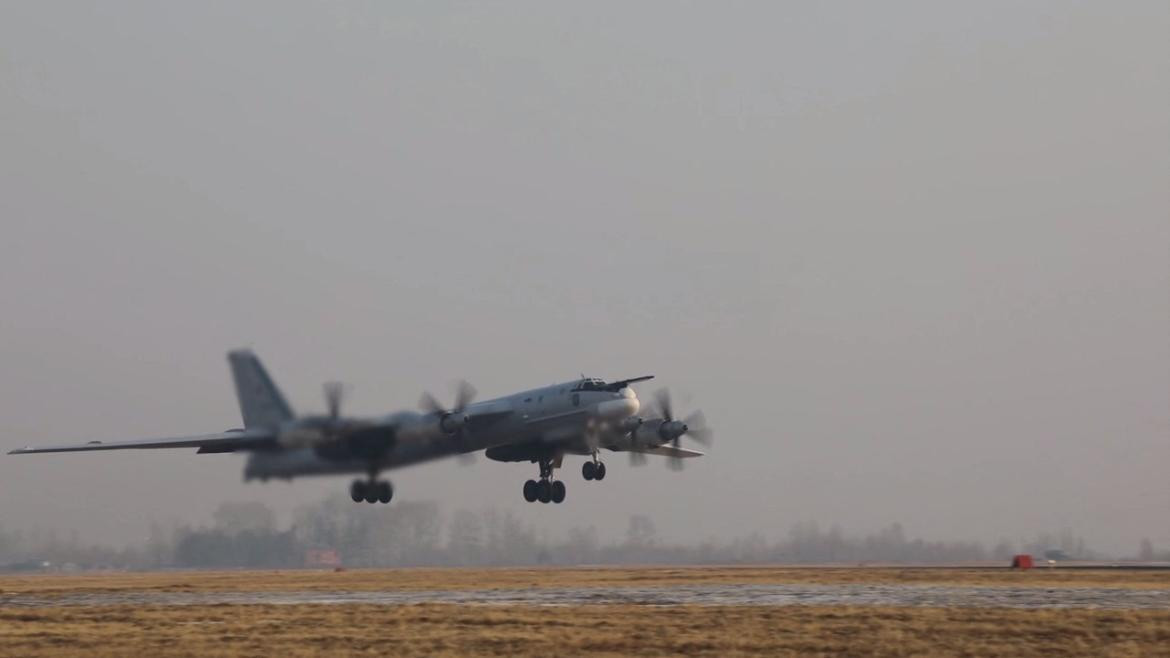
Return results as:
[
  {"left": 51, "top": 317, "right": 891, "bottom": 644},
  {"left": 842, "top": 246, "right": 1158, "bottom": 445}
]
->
[
  {"left": 277, "top": 417, "right": 343, "bottom": 448},
  {"left": 393, "top": 411, "right": 467, "bottom": 444},
  {"left": 658, "top": 420, "right": 688, "bottom": 442},
  {"left": 630, "top": 419, "right": 665, "bottom": 448},
  {"left": 393, "top": 414, "right": 442, "bottom": 443},
  {"left": 438, "top": 412, "right": 467, "bottom": 434},
  {"left": 277, "top": 425, "right": 327, "bottom": 449},
  {"left": 626, "top": 417, "right": 689, "bottom": 448}
]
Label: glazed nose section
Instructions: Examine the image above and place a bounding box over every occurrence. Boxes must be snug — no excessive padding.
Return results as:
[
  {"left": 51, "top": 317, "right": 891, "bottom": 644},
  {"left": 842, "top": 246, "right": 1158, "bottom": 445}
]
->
[{"left": 597, "top": 388, "right": 640, "bottom": 419}]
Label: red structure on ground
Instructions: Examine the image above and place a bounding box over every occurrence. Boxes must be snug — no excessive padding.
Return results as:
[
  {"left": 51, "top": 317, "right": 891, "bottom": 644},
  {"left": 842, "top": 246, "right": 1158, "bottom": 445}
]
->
[
  {"left": 304, "top": 549, "right": 342, "bottom": 568},
  {"left": 1011, "top": 554, "right": 1034, "bottom": 569}
]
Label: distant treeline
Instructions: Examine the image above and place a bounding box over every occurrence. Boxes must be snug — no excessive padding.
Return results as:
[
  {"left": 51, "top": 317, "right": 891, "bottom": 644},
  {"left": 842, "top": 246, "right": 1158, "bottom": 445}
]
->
[{"left": 0, "top": 496, "right": 1156, "bottom": 570}]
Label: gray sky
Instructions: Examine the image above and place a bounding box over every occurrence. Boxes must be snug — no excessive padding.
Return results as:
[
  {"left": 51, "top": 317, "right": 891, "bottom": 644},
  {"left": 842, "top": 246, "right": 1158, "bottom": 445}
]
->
[{"left": 1, "top": 1, "right": 1167, "bottom": 555}]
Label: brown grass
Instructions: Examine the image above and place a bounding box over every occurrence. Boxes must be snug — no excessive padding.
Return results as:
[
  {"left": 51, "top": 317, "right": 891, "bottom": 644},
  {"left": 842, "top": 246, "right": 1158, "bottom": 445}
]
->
[
  {"left": 2, "top": 565, "right": 1168, "bottom": 597},
  {"left": 1, "top": 603, "right": 1168, "bottom": 657}
]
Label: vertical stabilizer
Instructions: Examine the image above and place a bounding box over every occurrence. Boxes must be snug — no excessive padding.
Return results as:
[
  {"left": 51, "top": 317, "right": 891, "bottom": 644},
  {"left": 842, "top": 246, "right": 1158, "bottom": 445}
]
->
[{"left": 228, "top": 350, "right": 295, "bottom": 429}]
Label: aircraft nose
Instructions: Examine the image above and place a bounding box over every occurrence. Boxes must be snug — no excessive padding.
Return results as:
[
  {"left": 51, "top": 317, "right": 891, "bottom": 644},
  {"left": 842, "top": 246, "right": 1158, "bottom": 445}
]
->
[{"left": 597, "top": 391, "right": 639, "bottom": 419}]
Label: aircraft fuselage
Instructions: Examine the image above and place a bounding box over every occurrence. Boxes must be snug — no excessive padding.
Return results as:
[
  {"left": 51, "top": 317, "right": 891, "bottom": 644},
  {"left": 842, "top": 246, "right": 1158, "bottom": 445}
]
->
[{"left": 243, "top": 380, "right": 639, "bottom": 480}]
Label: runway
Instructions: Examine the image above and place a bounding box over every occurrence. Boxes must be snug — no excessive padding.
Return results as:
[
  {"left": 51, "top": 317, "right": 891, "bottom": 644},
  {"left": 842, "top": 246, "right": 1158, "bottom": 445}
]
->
[{"left": 4, "top": 582, "right": 1168, "bottom": 610}]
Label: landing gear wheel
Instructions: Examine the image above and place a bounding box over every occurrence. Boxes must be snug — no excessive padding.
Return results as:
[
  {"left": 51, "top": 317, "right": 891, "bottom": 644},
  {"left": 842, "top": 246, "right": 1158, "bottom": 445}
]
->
[
  {"left": 350, "top": 480, "right": 366, "bottom": 503},
  {"left": 594, "top": 462, "right": 607, "bottom": 481},
  {"left": 537, "top": 479, "right": 552, "bottom": 504},
  {"left": 551, "top": 480, "right": 566, "bottom": 504},
  {"left": 523, "top": 479, "right": 539, "bottom": 503},
  {"left": 377, "top": 481, "right": 393, "bottom": 504},
  {"left": 582, "top": 461, "right": 596, "bottom": 480}
]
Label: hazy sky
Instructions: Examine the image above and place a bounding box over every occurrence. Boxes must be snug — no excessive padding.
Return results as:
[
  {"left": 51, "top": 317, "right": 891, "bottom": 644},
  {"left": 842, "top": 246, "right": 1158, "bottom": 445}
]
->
[{"left": 1, "top": 1, "right": 1167, "bottom": 555}]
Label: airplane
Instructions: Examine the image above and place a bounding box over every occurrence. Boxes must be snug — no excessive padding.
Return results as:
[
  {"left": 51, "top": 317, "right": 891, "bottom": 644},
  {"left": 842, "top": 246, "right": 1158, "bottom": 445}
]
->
[{"left": 8, "top": 350, "right": 711, "bottom": 505}]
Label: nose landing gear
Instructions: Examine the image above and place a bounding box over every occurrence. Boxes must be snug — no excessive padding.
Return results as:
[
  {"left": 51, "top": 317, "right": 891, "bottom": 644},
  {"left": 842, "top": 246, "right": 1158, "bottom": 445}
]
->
[
  {"left": 582, "top": 459, "right": 606, "bottom": 481},
  {"left": 523, "top": 457, "right": 566, "bottom": 504}
]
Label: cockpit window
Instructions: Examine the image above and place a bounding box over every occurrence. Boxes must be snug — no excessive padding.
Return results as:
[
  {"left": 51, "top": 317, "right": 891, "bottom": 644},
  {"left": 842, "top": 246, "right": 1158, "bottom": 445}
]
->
[{"left": 572, "top": 378, "right": 606, "bottom": 392}]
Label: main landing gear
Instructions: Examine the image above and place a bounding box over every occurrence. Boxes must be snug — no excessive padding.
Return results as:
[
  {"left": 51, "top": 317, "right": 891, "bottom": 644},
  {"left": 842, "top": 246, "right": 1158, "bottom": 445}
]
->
[
  {"left": 350, "top": 477, "right": 393, "bottom": 504},
  {"left": 582, "top": 459, "right": 606, "bottom": 481},
  {"left": 523, "top": 457, "right": 566, "bottom": 504}
]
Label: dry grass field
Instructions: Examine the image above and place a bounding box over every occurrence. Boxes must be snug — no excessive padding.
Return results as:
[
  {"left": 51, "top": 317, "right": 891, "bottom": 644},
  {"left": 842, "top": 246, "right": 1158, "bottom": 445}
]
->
[
  {"left": 2, "top": 603, "right": 1169, "bottom": 657},
  {"left": 2, "top": 564, "right": 1168, "bottom": 596},
  {"left": 2, "top": 567, "right": 1168, "bottom": 657}
]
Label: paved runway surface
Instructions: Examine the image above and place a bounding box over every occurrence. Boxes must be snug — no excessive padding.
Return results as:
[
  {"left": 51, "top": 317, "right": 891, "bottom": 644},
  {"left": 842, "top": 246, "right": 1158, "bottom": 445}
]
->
[{"left": 4, "top": 583, "right": 1168, "bottom": 609}]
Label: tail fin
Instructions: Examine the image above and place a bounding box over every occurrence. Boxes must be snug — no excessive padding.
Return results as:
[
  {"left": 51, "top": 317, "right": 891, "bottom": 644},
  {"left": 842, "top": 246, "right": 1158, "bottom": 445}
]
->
[{"left": 228, "top": 350, "right": 295, "bottom": 429}]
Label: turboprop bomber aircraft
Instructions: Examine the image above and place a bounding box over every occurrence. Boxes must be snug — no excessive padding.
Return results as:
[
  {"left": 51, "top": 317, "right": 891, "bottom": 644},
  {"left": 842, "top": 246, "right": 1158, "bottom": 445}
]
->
[{"left": 9, "top": 350, "right": 711, "bottom": 505}]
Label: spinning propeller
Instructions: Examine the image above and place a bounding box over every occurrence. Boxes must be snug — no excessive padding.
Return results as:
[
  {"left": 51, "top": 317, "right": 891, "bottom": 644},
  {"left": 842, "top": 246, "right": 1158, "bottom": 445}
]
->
[
  {"left": 419, "top": 380, "right": 476, "bottom": 428},
  {"left": 284, "top": 381, "right": 349, "bottom": 448},
  {"left": 419, "top": 380, "right": 478, "bottom": 462},
  {"left": 628, "top": 448, "right": 648, "bottom": 467},
  {"left": 651, "top": 388, "right": 713, "bottom": 471},
  {"left": 324, "top": 381, "right": 345, "bottom": 421}
]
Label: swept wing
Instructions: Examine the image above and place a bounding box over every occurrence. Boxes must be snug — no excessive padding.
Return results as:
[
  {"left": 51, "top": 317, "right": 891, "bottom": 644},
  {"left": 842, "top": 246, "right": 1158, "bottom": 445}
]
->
[
  {"left": 635, "top": 444, "right": 704, "bottom": 459},
  {"left": 8, "top": 430, "right": 276, "bottom": 455}
]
